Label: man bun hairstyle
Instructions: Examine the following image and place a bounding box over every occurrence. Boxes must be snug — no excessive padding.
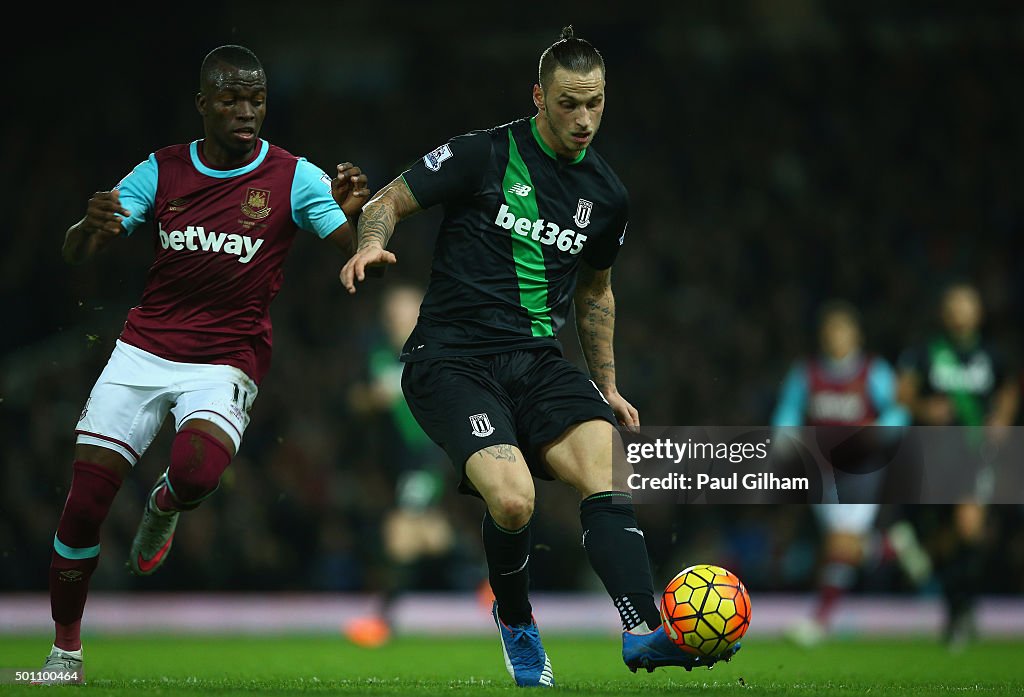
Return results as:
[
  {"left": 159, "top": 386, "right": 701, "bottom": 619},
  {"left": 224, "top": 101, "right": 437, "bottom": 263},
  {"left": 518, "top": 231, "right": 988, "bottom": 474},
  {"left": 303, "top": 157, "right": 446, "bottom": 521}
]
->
[
  {"left": 538, "top": 25, "right": 605, "bottom": 89},
  {"left": 200, "top": 44, "right": 264, "bottom": 89}
]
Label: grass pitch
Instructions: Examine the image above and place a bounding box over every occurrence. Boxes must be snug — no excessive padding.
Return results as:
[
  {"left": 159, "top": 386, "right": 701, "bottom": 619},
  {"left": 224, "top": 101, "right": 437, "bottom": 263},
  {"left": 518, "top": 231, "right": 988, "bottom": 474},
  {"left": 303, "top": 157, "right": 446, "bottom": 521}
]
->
[{"left": 1, "top": 634, "right": 1022, "bottom": 695}]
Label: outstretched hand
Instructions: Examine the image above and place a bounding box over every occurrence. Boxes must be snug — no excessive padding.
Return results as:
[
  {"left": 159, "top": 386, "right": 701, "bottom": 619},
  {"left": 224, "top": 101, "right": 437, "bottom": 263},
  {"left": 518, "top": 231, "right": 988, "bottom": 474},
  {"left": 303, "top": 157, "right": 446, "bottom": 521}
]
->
[
  {"left": 339, "top": 244, "right": 397, "bottom": 294},
  {"left": 332, "top": 163, "right": 371, "bottom": 217},
  {"left": 84, "top": 190, "right": 130, "bottom": 240}
]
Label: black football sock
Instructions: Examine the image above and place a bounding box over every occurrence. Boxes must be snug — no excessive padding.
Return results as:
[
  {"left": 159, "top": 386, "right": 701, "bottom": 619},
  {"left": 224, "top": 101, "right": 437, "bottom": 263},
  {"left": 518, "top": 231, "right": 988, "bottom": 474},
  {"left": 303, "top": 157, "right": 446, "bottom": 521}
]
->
[
  {"left": 482, "top": 511, "right": 533, "bottom": 627},
  {"left": 580, "top": 491, "right": 661, "bottom": 632},
  {"left": 379, "top": 559, "right": 416, "bottom": 628},
  {"left": 943, "top": 540, "right": 985, "bottom": 632}
]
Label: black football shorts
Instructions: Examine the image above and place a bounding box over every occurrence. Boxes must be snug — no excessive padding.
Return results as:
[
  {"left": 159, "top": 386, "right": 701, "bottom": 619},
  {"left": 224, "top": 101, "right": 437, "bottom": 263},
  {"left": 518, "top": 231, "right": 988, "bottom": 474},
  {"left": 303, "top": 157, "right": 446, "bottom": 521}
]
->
[{"left": 401, "top": 347, "right": 617, "bottom": 496}]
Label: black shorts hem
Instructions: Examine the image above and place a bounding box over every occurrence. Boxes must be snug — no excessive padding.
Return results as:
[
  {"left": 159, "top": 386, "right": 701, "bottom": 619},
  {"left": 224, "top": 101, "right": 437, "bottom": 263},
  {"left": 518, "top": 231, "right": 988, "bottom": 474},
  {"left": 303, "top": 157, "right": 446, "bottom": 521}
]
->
[{"left": 401, "top": 350, "right": 617, "bottom": 499}]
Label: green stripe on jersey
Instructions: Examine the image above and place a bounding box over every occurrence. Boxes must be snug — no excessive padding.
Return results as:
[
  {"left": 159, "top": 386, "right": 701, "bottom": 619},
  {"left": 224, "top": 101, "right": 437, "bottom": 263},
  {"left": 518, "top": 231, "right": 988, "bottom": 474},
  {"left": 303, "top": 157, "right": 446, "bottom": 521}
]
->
[{"left": 503, "top": 130, "right": 553, "bottom": 337}]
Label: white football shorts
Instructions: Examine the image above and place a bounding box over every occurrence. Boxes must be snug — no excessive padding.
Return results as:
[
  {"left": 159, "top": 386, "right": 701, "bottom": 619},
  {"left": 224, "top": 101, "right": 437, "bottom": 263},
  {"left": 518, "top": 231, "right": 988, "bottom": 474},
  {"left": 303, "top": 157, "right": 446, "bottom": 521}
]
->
[
  {"left": 812, "top": 503, "right": 880, "bottom": 535},
  {"left": 75, "top": 340, "right": 258, "bottom": 465}
]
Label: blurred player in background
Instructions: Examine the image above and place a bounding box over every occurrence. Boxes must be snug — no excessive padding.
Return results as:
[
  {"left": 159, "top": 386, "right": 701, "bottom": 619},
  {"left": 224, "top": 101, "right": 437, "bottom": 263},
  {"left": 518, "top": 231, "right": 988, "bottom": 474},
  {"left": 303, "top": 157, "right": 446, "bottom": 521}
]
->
[
  {"left": 898, "top": 282, "right": 1018, "bottom": 649},
  {"left": 40, "top": 45, "right": 368, "bottom": 682},
  {"left": 338, "top": 25, "right": 737, "bottom": 687},
  {"left": 343, "top": 283, "right": 486, "bottom": 647},
  {"left": 772, "top": 300, "right": 929, "bottom": 646}
]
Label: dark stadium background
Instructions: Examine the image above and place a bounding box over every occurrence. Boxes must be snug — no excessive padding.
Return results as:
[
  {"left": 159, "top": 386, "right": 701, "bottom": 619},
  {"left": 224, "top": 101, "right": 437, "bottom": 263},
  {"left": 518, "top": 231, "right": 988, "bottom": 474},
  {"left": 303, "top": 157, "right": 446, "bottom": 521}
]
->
[{"left": 2, "top": 1, "right": 1023, "bottom": 602}]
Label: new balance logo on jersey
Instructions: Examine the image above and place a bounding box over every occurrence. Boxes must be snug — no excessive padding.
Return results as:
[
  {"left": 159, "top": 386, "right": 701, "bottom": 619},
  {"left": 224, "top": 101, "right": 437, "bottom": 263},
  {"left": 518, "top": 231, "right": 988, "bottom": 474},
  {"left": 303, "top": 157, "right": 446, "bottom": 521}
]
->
[
  {"left": 158, "top": 223, "right": 264, "bottom": 264},
  {"left": 507, "top": 182, "right": 532, "bottom": 196},
  {"left": 494, "top": 204, "right": 588, "bottom": 255}
]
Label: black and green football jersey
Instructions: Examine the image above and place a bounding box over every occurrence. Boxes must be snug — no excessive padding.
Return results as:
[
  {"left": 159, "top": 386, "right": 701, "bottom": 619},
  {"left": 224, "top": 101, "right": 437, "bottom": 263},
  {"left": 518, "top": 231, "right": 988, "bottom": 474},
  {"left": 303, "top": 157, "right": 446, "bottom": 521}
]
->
[
  {"left": 898, "top": 334, "right": 1009, "bottom": 426},
  {"left": 399, "top": 116, "right": 629, "bottom": 362}
]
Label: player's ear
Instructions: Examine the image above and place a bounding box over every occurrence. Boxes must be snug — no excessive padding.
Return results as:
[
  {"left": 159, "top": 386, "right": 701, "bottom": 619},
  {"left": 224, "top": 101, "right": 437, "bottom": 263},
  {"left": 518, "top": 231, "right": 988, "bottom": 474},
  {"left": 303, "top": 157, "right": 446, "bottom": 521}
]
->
[
  {"left": 532, "top": 84, "right": 545, "bottom": 111},
  {"left": 195, "top": 92, "right": 206, "bottom": 116}
]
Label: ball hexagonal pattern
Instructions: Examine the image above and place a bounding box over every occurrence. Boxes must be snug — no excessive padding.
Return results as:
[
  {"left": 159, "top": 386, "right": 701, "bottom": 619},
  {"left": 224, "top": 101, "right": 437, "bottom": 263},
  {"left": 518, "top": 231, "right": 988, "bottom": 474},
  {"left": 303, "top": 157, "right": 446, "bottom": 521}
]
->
[{"left": 660, "top": 563, "right": 751, "bottom": 656}]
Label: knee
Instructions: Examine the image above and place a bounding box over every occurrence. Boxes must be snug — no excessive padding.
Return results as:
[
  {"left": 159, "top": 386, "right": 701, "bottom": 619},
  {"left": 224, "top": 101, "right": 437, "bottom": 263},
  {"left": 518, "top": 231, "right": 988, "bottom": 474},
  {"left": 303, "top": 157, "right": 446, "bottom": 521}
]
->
[
  {"left": 167, "top": 428, "right": 232, "bottom": 505},
  {"left": 955, "top": 503, "right": 985, "bottom": 541},
  {"left": 488, "top": 491, "right": 535, "bottom": 529},
  {"left": 73, "top": 445, "right": 132, "bottom": 480},
  {"left": 825, "top": 532, "right": 864, "bottom": 563}
]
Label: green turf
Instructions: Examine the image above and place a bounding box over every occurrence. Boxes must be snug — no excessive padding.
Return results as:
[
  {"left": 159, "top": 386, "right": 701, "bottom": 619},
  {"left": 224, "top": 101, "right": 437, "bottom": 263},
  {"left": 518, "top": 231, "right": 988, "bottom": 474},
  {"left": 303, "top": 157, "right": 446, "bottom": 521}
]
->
[{"left": 1, "top": 635, "right": 1022, "bottom": 695}]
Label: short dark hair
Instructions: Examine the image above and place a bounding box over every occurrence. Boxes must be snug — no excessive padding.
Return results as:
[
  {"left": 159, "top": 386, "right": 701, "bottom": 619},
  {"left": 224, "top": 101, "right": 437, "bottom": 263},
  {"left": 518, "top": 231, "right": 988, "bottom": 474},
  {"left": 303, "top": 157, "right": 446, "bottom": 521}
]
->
[
  {"left": 941, "top": 279, "right": 979, "bottom": 299},
  {"left": 940, "top": 280, "right": 982, "bottom": 309},
  {"left": 818, "top": 299, "right": 861, "bottom": 329},
  {"left": 200, "top": 45, "right": 264, "bottom": 90},
  {"left": 538, "top": 26, "right": 605, "bottom": 89}
]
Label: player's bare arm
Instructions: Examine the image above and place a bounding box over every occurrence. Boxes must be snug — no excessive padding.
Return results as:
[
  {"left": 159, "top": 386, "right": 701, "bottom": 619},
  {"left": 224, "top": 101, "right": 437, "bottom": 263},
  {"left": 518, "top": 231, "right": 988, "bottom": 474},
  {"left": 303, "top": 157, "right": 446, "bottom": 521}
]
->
[
  {"left": 339, "top": 176, "right": 421, "bottom": 294},
  {"left": 326, "top": 163, "right": 371, "bottom": 256},
  {"left": 987, "top": 381, "right": 1019, "bottom": 428},
  {"left": 574, "top": 262, "right": 639, "bottom": 429},
  {"left": 62, "top": 190, "right": 130, "bottom": 265}
]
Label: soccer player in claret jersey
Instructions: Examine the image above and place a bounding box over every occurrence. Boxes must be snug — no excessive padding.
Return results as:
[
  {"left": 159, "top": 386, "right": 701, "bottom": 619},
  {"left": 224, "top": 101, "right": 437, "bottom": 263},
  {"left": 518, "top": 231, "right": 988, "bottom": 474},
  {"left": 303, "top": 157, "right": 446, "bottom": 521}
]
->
[
  {"left": 38, "top": 45, "right": 369, "bottom": 683},
  {"left": 771, "top": 301, "right": 930, "bottom": 646},
  {"left": 339, "top": 26, "right": 738, "bottom": 687}
]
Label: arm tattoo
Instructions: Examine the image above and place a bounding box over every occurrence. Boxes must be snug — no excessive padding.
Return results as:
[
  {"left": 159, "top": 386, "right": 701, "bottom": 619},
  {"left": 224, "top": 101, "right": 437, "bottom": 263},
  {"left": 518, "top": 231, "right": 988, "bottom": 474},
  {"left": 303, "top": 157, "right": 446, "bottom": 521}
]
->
[
  {"left": 574, "top": 265, "right": 617, "bottom": 392},
  {"left": 355, "top": 177, "right": 422, "bottom": 252},
  {"left": 355, "top": 203, "right": 395, "bottom": 251},
  {"left": 477, "top": 444, "right": 518, "bottom": 462}
]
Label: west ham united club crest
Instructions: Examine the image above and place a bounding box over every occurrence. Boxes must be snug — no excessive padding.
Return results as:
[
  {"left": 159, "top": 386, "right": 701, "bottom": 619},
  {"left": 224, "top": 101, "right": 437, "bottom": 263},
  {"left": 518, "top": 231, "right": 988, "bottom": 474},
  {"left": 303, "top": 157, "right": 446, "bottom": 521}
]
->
[
  {"left": 574, "top": 198, "right": 593, "bottom": 228},
  {"left": 241, "top": 188, "right": 272, "bottom": 219},
  {"left": 469, "top": 413, "right": 495, "bottom": 438}
]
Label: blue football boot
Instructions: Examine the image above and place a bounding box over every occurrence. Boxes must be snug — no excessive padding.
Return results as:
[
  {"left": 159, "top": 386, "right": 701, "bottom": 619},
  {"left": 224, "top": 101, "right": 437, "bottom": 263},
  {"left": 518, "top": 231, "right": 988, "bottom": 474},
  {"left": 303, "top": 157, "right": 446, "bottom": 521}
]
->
[
  {"left": 623, "top": 623, "right": 741, "bottom": 673},
  {"left": 492, "top": 602, "right": 554, "bottom": 687}
]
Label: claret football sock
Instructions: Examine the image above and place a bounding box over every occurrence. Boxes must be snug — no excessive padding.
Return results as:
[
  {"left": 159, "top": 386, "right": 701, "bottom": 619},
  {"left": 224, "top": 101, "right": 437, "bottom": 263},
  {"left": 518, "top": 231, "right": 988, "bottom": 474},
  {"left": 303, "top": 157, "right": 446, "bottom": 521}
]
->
[
  {"left": 156, "top": 429, "right": 232, "bottom": 511},
  {"left": 580, "top": 491, "right": 661, "bottom": 632},
  {"left": 482, "top": 511, "right": 533, "bottom": 627},
  {"left": 50, "top": 461, "right": 123, "bottom": 651},
  {"left": 814, "top": 559, "right": 857, "bottom": 627}
]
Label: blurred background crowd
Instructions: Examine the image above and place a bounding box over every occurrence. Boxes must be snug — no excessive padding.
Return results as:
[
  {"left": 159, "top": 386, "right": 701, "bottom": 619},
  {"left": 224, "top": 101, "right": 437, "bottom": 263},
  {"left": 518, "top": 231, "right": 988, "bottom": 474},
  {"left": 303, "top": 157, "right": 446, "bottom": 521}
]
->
[{"left": 2, "top": 1, "right": 1023, "bottom": 603}]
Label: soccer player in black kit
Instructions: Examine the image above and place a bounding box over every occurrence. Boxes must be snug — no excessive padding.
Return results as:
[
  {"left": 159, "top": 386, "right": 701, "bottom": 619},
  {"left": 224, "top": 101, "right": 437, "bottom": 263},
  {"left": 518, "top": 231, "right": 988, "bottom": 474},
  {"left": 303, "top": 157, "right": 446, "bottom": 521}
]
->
[
  {"left": 340, "top": 27, "right": 738, "bottom": 686},
  {"left": 898, "top": 282, "right": 1019, "bottom": 649}
]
